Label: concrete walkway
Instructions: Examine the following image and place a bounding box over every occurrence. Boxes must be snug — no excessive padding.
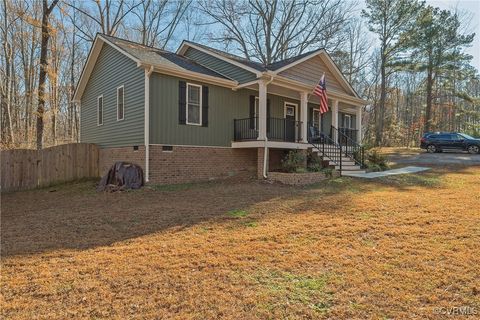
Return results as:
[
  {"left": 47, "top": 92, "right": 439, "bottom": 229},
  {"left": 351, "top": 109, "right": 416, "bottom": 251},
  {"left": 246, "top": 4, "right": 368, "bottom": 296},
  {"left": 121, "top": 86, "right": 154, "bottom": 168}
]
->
[{"left": 342, "top": 166, "right": 431, "bottom": 178}]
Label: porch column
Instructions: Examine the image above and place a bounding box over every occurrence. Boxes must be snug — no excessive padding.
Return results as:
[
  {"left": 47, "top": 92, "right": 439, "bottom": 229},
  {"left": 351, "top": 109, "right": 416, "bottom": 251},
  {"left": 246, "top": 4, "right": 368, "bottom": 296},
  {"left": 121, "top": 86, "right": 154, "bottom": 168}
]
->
[
  {"left": 356, "top": 106, "right": 362, "bottom": 144},
  {"left": 300, "top": 91, "right": 308, "bottom": 143},
  {"left": 258, "top": 80, "right": 267, "bottom": 140},
  {"left": 331, "top": 99, "right": 339, "bottom": 143}
]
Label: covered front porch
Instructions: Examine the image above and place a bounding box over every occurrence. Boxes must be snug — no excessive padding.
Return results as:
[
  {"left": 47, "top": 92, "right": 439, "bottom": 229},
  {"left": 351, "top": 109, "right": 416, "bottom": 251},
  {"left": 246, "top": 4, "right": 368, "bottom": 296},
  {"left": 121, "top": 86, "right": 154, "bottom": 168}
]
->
[{"left": 231, "top": 77, "right": 364, "bottom": 148}]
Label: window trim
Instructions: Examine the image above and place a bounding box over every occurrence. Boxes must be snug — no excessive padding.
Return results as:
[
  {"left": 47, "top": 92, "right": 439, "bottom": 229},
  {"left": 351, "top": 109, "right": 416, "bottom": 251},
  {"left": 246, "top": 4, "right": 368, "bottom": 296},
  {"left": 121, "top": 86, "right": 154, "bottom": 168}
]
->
[
  {"left": 116, "top": 85, "right": 124, "bottom": 121},
  {"left": 344, "top": 114, "right": 352, "bottom": 129},
  {"left": 97, "top": 95, "right": 103, "bottom": 126},
  {"left": 284, "top": 102, "right": 298, "bottom": 121},
  {"left": 186, "top": 83, "right": 202, "bottom": 126}
]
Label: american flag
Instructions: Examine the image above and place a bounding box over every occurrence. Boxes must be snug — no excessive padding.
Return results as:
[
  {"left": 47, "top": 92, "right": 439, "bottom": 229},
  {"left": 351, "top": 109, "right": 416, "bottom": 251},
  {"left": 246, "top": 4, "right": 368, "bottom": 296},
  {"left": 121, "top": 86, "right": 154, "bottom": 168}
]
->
[{"left": 313, "top": 73, "right": 328, "bottom": 114}]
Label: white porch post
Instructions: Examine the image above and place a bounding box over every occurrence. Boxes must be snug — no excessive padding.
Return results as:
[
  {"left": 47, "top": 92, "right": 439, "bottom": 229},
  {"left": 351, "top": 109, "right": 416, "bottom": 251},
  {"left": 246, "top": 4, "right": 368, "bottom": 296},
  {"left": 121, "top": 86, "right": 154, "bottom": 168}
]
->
[
  {"left": 300, "top": 91, "right": 308, "bottom": 143},
  {"left": 258, "top": 80, "right": 267, "bottom": 140},
  {"left": 356, "top": 106, "right": 362, "bottom": 144},
  {"left": 331, "top": 99, "right": 339, "bottom": 143}
]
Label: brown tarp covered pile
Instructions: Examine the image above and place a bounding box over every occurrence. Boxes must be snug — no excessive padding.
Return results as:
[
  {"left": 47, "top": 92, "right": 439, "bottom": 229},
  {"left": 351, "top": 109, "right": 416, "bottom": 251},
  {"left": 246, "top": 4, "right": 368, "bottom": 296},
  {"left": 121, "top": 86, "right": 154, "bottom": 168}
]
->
[{"left": 97, "top": 162, "right": 144, "bottom": 192}]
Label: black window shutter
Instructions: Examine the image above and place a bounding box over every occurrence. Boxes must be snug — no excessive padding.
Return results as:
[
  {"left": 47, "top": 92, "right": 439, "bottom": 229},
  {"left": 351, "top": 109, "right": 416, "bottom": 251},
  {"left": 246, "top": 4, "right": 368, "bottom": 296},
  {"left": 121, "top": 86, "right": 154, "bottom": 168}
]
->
[
  {"left": 179, "top": 81, "right": 186, "bottom": 124},
  {"left": 266, "top": 99, "right": 271, "bottom": 132},
  {"left": 249, "top": 95, "right": 255, "bottom": 129},
  {"left": 202, "top": 86, "right": 209, "bottom": 127}
]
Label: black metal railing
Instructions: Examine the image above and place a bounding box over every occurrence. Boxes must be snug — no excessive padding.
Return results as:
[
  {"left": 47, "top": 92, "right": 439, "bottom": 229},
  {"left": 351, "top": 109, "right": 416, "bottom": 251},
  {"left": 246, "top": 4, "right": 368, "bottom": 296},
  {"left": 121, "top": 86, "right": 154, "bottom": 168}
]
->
[
  {"left": 267, "top": 117, "right": 302, "bottom": 142},
  {"left": 330, "top": 126, "right": 358, "bottom": 143},
  {"left": 234, "top": 117, "right": 259, "bottom": 141},
  {"left": 309, "top": 131, "right": 343, "bottom": 174},
  {"left": 233, "top": 117, "right": 302, "bottom": 142},
  {"left": 331, "top": 125, "right": 365, "bottom": 167}
]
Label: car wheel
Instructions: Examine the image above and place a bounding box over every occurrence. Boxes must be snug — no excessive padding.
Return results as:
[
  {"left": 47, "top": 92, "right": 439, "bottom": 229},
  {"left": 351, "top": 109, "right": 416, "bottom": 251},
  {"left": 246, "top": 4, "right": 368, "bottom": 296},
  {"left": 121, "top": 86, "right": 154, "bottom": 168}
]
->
[
  {"left": 426, "top": 144, "right": 437, "bottom": 153},
  {"left": 467, "top": 145, "right": 480, "bottom": 154}
]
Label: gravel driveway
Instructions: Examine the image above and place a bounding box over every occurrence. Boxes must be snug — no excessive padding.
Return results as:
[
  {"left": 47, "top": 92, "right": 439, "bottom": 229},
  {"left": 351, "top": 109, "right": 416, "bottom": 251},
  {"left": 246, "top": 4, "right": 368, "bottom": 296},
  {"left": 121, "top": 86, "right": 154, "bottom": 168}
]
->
[{"left": 387, "top": 150, "right": 480, "bottom": 166}]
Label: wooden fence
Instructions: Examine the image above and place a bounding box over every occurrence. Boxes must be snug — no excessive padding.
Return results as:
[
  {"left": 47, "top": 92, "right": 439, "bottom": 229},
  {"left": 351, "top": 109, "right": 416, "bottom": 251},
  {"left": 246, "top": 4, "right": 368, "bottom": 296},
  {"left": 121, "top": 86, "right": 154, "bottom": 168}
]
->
[{"left": 1, "top": 143, "right": 99, "bottom": 192}]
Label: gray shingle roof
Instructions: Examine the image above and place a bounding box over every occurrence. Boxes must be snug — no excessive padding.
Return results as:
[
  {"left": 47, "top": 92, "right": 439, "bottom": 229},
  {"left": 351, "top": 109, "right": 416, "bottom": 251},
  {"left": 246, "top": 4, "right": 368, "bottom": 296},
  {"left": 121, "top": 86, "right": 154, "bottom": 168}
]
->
[
  {"left": 182, "top": 40, "right": 325, "bottom": 72},
  {"left": 100, "top": 34, "right": 327, "bottom": 81},
  {"left": 100, "top": 34, "right": 231, "bottom": 80}
]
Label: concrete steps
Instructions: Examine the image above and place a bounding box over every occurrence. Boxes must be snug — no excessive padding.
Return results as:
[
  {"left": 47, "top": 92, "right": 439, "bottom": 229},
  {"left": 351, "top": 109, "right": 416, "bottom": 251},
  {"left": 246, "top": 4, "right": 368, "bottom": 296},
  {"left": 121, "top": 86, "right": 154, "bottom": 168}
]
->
[{"left": 311, "top": 145, "right": 365, "bottom": 175}]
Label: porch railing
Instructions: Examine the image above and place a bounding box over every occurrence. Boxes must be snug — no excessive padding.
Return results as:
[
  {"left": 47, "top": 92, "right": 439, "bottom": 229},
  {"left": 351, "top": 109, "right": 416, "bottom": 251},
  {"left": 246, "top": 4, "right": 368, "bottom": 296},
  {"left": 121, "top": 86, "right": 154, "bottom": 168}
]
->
[
  {"left": 330, "top": 126, "right": 358, "bottom": 143},
  {"left": 233, "top": 117, "right": 302, "bottom": 142},
  {"left": 331, "top": 125, "right": 365, "bottom": 168},
  {"left": 233, "top": 117, "right": 259, "bottom": 141}
]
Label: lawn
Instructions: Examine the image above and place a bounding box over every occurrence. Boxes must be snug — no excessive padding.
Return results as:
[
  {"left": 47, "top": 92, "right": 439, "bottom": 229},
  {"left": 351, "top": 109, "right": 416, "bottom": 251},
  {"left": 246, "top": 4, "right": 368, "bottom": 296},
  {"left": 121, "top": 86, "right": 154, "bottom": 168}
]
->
[{"left": 1, "top": 166, "right": 479, "bottom": 319}]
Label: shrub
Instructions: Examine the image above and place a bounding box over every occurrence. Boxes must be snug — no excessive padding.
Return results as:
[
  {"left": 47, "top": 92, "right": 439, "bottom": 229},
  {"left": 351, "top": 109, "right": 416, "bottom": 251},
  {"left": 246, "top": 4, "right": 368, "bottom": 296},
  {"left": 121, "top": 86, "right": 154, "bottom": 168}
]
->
[
  {"left": 366, "top": 150, "right": 390, "bottom": 171},
  {"left": 307, "top": 151, "right": 322, "bottom": 172},
  {"left": 321, "top": 167, "right": 334, "bottom": 178},
  {"left": 281, "top": 150, "right": 306, "bottom": 173}
]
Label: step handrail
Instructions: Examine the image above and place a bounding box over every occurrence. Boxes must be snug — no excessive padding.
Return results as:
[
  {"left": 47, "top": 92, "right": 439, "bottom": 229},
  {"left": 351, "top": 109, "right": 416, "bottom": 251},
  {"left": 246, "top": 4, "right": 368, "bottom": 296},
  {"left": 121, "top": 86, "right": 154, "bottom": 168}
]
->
[
  {"left": 331, "top": 126, "right": 365, "bottom": 168},
  {"left": 309, "top": 134, "right": 342, "bottom": 175}
]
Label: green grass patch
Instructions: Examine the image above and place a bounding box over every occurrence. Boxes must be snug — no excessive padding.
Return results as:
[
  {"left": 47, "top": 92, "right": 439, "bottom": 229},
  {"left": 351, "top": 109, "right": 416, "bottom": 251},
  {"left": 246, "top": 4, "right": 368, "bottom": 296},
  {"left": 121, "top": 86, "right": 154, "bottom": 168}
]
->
[
  {"left": 243, "top": 220, "right": 258, "bottom": 228},
  {"left": 227, "top": 209, "right": 249, "bottom": 218},
  {"left": 249, "top": 270, "right": 333, "bottom": 314},
  {"left": 379, "top": 173, "right": 442, "bottom": 187}
]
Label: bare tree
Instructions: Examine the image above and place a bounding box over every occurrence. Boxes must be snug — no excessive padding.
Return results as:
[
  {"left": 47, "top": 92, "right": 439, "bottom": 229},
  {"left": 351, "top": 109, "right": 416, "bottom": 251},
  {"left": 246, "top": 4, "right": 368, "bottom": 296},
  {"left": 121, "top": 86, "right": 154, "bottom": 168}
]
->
[
  {"left": 199, "top": 0, "right": 355, "bottom": 64},
  {"left": 65, "top": 0, "right": 141, "bottom": 41},
  {"left": 131, "top": 0, "right": 190, "bottom": 48},
  {"left": 36, "top": 0, "right": 59, "bottom": 150}
]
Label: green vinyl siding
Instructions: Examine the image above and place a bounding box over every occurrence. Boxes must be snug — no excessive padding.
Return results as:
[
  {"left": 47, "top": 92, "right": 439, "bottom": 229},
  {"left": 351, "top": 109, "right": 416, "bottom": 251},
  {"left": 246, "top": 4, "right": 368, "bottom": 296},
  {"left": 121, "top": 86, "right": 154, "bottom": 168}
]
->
[
  {"left": 149, "top": 73, "right": 254, "bottom": 146},
  {"left": 183, "top": 47, "right": 257, "bottom": 84},
  {"left": 80, "top": 44, "right": 144, "bottom": 147},
  {"left": 149, "top": 74, "right": 304, "bottom": 147}
]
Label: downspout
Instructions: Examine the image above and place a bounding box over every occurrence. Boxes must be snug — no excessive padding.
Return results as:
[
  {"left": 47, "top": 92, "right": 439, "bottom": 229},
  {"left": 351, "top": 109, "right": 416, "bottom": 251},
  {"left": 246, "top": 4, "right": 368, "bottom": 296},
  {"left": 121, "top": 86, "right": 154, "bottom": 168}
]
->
[
  {"left": 144, "top": 65, "right": 154, "bottom": 182},
  {"left": 262, "top": 75, "right": 274, "bottom": 179}
]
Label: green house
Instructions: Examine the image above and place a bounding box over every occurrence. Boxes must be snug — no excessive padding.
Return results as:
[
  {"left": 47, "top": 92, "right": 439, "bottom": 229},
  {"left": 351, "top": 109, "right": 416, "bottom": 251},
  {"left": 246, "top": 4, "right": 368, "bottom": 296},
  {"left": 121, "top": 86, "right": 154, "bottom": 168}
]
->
[{"left": 73, "top": 34, "right": 366, "bottom": 184}]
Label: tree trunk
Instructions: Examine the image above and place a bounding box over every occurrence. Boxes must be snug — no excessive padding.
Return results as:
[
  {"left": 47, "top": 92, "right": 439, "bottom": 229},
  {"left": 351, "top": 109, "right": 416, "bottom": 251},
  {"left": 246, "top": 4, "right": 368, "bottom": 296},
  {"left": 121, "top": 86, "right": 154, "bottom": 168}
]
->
[
  {"left": 424, "top": 65, "right": 433, "bottom": 133},
  {"left": 376, "top": 55, "right": 387, "bottom": 146},
  {"left": 36, "top": 0, "right": 58, "bottom": 149}
]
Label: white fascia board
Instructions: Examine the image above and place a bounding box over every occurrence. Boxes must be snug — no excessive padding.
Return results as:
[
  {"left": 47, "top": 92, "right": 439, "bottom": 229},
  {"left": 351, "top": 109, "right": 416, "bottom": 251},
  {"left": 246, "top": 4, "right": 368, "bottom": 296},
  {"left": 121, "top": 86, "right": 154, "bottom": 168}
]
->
[
  {"left": 272, "top": 50, "right": 360, "bottom": 99},
  {"left": 137, "top": 62, "right": 238, "bottom": 88},
  {"left": 271, "top": 49, "right": 325, "bottom": 74},
  {"left": 72, "top": 37, "right": 104, "bottom": 102},
  {"left": 73, "top": 35, "right": 142, "bottom": 102}
]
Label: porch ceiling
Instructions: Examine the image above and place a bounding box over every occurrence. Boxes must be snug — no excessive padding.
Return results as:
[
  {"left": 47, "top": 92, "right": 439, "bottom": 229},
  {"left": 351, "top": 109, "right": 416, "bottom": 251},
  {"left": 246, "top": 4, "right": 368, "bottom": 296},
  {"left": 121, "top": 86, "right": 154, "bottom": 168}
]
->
[{"left": 237, "top": 82, "right": 362, "bottom": 109}]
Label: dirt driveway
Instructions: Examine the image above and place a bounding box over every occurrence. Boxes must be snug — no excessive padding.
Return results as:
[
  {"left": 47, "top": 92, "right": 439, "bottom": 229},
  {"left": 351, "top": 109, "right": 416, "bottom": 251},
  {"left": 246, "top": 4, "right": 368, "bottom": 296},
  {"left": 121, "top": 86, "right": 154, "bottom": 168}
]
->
[{"left": 382, "top": 148, "right": 480, "bottom": 166}]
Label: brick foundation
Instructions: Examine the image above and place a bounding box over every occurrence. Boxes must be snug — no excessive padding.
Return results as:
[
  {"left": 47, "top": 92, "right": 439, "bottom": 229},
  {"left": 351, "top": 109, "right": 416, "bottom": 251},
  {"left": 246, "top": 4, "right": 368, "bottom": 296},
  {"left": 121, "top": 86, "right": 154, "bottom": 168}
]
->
[
  {"left": 149, "top": 146, "right": 257, "bottom": 184},
  {"left": 99, "top": 145, "right": 257, "bottom": 185},
  {"left": 99, "top": 146, "right": 146, "bottom": 177}
]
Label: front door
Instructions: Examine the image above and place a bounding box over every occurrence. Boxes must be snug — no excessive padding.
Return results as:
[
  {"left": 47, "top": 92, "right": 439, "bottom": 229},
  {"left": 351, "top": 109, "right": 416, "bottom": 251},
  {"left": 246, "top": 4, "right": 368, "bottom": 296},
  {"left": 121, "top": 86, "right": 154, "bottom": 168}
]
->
[{"left": 284, "top": 103, "right": 297, "bottom": 142}]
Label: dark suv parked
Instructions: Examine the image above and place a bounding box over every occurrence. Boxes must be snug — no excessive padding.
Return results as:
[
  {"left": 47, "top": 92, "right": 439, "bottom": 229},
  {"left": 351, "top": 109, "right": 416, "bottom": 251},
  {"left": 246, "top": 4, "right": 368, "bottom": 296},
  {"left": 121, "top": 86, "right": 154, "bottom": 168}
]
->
[{"left": 420, "top": 132, "right": 480, "bottom": 154}]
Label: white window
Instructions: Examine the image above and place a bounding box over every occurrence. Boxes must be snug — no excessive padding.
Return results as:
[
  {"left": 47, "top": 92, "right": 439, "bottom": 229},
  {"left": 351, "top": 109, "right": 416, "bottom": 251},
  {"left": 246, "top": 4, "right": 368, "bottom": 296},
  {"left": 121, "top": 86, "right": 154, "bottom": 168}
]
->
[
  {"left": 117, "top": 85, "right": 124, "bottom": 121},
  {"left": 344, "top": 114, "right": 352, "bottom": 129},
  {"left": 97, "top": 95, "right": 103, "bottom": 125},
  {"left": 186, "top": 83, "right": 202, "bottom": 125}
]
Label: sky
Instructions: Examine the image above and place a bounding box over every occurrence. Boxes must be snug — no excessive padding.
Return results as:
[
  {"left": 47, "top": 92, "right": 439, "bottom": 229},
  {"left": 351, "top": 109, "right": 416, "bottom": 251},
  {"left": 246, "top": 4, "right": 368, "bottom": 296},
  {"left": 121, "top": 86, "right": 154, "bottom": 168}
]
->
[{"left": 359, "top": 0, "right": 480, "bottom": 71}]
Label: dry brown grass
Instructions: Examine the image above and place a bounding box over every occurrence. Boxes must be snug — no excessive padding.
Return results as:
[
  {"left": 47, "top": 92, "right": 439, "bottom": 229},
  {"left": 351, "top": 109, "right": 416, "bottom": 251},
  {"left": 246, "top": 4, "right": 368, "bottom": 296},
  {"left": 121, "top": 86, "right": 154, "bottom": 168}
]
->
[{"left": 1, "top": 166, "right": 480, "bottom": 319}]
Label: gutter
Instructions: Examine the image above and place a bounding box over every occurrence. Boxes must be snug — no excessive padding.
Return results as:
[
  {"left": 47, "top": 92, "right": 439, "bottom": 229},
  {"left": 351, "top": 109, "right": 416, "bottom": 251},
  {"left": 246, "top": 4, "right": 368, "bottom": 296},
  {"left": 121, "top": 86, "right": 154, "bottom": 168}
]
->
[{"left": 144, "top": 65, "right": 154, "bottom": 182}]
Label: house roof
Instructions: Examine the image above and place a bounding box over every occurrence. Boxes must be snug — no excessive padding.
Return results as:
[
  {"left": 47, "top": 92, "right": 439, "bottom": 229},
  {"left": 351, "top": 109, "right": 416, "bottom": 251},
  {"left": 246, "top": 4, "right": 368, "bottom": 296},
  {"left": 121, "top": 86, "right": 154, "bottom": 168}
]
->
[
  {"left": 101, "top": 35, "right": 230, "bottom": 79},
  {"left": 181, "top": 40, "right": 267, "bottom": 72},
  {"left": 266, "top": 48, "right": 324, "bottom": 71},
  {"left": 74, "top": 34, "right": 363, "bottom": 103},
  {"left": 179, "top": 40, "right": 325, "bottom": 72}
]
